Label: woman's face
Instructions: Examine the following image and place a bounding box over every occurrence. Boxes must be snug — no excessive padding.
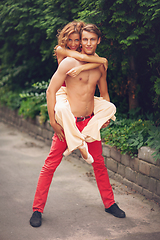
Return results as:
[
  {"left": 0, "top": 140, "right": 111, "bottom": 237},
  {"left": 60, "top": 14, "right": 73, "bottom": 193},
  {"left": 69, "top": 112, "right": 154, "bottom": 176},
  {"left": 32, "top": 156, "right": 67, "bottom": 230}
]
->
[{"left": 67, "top": 33, "right": 80, "bottom": 51}]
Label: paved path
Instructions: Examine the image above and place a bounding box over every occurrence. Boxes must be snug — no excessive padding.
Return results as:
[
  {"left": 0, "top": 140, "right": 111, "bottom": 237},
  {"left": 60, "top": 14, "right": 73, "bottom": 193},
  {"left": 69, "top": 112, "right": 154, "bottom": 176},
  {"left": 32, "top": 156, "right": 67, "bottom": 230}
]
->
[{"left": 0, "top": 121, "right": 160, "bottom": 240}]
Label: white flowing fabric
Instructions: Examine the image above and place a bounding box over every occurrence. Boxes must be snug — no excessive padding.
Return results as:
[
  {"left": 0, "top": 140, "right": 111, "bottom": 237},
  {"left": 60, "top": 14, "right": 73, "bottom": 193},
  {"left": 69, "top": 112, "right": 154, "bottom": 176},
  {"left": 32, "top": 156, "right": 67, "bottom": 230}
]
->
[{"left": 55, "top": 87, "right": 116, "bottom": 152}]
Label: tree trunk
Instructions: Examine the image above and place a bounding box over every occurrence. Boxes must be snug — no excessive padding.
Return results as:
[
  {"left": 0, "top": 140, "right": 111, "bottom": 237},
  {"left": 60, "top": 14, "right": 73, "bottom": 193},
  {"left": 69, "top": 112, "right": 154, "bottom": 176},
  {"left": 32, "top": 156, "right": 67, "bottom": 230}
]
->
[{"left": 128, "top": 55, "right": 138, "bottom": 110}]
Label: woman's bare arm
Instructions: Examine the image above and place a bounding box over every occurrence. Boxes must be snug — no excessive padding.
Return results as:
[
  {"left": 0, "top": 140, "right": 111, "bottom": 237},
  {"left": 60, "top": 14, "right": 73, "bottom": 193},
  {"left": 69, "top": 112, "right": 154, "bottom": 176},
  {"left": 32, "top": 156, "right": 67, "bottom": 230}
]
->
[
  {"left": 66, "top": 63, "right": 100, "bottom": 77},
  {"left": 56, "top": 46, "right": 108, "bottom": 68}
]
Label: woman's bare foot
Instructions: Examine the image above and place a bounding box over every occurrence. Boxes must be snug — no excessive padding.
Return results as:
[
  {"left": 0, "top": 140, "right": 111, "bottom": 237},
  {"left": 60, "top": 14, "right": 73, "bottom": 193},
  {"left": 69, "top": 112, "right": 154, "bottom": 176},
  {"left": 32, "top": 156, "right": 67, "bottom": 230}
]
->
[
  {"left": 63, "top": 148, "right": 72, "bottom": 157},
  {"left": 78, "top": 141, "right": 94, "bottom": 164}
]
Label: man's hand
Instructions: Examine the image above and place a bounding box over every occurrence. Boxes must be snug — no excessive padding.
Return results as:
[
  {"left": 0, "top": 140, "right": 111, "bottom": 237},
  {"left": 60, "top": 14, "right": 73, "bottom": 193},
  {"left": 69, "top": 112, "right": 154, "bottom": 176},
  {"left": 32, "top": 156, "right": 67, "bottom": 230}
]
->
[
  {"left": 51, "top": 121, "right": 65, "bottom": 141},
  {"left": 101, "top": 119, "right": 110, "bottom": 129}
]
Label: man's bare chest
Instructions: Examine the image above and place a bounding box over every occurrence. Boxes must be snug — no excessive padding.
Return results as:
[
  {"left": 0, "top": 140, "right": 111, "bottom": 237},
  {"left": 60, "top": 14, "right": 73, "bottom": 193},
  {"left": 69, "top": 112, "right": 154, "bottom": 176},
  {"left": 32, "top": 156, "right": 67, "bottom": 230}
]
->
[{"left": 77, "top": 68, "right": 101, "bottom": 85}]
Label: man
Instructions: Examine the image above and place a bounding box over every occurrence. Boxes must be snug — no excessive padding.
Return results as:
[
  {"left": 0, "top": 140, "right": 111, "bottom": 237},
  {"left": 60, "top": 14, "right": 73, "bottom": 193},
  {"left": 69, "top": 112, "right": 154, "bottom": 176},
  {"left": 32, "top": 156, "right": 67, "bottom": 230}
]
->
[{"left": 30, "top": 24, "right": 125, "bottom": 228}]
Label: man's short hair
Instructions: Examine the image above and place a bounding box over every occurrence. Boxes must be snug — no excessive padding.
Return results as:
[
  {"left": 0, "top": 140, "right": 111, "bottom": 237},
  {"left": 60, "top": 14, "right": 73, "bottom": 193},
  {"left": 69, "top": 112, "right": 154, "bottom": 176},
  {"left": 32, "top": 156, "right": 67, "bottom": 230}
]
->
[{"left": 81, "top": 24, "right": 101, "bottom": 39}]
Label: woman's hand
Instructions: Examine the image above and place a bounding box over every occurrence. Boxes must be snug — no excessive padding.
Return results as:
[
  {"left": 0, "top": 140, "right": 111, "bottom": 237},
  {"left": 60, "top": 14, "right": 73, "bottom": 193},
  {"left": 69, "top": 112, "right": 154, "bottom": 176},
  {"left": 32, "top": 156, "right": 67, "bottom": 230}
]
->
[
  {"left": 103, "top": 58, "right": 108, "bottom": 71},
  {"left": 66, "top": 66, "right": 83, "bottom": 77},
  {"left": 101, "top": 119, "right": 110, "bottom": 128}
]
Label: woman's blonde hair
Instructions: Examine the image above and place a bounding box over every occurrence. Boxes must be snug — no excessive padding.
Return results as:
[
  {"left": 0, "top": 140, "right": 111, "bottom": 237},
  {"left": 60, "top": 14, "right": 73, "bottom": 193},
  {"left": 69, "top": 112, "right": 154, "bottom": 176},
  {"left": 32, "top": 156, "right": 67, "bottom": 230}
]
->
[{"left": 56, "top": 21, "right": 85, "bottom": 50}]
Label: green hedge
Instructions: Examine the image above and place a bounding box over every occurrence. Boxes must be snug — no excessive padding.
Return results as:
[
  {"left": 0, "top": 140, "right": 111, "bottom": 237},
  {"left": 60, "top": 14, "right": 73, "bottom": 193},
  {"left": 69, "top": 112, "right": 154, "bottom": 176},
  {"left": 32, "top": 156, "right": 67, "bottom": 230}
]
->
[{"left": 0, "top": 82, "right": 160, "bottom": 161}]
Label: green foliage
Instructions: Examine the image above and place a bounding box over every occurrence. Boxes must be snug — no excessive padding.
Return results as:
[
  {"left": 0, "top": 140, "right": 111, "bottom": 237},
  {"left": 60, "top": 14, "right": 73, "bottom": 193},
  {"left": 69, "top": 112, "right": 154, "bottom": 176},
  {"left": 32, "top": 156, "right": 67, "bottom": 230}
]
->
[
  {"left": 0, "top": 85, "right": 21, "bottom": 110},
  {"left": 78, "top": 0, "right": 160, "bottom": 117},
  {"left": 39, "top": 104, "right": 48, "bottom": 125},
  {"left": 18, "top": 80, "right": 49, "bottom": 120},
  {"left": 0, "top": 0, "right": 160, "bottom": 159},
  {"left": 154, "top": 77, "right": 160, "bottom": 95},
  {"left": 147, "top": 125, "right": 160, "bottom": 161},
  {"left": 0, "top": 0, "right": 65, "bottom": 89},
  {"left": 101, "top": 109, "right": 160, "bottom": 161},
  {"left": 1, "top": 0, "right": 160, "bottom": 118},
  {"left": 101, "top": 117, "right": 154, "bottom": 158},
  {"left": 18, "top": 95, "right": 42, "bottom": 119}
]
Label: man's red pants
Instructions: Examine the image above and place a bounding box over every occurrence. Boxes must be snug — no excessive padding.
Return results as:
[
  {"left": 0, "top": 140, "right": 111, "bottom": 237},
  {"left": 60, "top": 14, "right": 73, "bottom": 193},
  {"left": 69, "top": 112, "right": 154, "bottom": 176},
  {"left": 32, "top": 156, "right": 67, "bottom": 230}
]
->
[{"left": 32, "top": 116, "right": 115, "bottom": 213}]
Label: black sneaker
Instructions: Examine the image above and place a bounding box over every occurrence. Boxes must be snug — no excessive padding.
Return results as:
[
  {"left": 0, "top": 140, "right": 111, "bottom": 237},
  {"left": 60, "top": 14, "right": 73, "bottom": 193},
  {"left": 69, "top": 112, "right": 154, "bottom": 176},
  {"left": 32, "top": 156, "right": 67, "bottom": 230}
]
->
[
  {"left": 105, "top": 203, "right": 126, "bottom": 218},
  {"left": 30, "top": 211, "right": 42, "bottom": 227}
]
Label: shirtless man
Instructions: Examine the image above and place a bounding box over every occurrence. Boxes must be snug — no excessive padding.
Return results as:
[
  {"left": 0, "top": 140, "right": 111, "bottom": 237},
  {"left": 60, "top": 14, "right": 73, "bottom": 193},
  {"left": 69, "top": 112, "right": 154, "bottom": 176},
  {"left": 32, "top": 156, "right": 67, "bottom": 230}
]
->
[{"left": 29, "top": 24, "right": 125, "bottom": 228}]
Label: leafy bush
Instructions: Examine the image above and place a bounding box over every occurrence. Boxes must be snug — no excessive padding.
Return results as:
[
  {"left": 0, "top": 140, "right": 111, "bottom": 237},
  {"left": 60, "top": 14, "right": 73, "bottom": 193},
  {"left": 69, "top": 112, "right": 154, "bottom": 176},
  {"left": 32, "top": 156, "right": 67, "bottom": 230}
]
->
[
  {"left": 18, "top": 95, "right": 43, "bottom": 119},
  {"left": 147, "top": 125, "right": 160, "bottom": 161},
  {"left": 39, "top": 103, "right": 48, "bottom": 124},
  {"left": 1, "top": 79, "right": 159, "bottom": 161},
  {"left": 18, "top": 81, "right": 49, "bottom": 120},
  {"left": 101, "top": 117, "right": 155, "bottom": 158},
  {"left": 0, "top": 86, "right": 21, "bottom": 110}
]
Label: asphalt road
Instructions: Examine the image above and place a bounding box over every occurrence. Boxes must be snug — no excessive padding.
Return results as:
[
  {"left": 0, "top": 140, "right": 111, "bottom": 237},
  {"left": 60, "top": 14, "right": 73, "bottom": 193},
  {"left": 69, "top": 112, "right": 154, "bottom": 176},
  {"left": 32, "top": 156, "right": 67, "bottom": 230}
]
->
[{"left": 0, "top": 121, "right": 160, "bottom": 240}]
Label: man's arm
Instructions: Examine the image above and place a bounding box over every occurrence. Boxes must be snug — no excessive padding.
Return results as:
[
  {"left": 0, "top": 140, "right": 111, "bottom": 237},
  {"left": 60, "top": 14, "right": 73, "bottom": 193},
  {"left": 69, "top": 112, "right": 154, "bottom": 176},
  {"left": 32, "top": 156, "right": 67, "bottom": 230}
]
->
[
  {"left": 46, "top": 57, "right": 74, "bottom": 140},
  {"left": 98, "top": 65, "right": 110, "bottom": 102},
  {"left": 97, "top": 65, "right": 111, "bottom": 128}
]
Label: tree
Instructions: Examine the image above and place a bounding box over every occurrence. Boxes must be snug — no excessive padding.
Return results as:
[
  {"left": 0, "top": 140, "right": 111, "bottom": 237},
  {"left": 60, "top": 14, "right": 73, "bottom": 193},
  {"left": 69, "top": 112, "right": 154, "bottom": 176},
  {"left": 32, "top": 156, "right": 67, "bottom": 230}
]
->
[
  {"left": 0, "top": 0, "right": 82, "bottom": 91},
  {"left": 79, "top": 0, "right": 160, "bottom": 117},
  {"left": 1, "top": 0, "right": 160, "bottom": 121}
]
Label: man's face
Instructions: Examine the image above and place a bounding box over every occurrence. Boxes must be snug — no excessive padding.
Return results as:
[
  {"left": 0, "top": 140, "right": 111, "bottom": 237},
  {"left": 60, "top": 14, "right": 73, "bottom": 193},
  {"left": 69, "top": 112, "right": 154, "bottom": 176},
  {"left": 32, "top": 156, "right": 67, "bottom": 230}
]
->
[{"left": 81, "top": 30, "right": 100, "bottom": 55}]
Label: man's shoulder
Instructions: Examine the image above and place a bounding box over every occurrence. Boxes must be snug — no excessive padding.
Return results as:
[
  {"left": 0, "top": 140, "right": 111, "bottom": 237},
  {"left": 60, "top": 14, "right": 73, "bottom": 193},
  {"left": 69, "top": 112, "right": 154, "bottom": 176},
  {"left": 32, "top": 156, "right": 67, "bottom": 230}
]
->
[
  {"left": 57, "top": 57, "right": 78, "bottom": 74},
  {"left": 60, "top": 56, "right": 78, "bottom": 65}
]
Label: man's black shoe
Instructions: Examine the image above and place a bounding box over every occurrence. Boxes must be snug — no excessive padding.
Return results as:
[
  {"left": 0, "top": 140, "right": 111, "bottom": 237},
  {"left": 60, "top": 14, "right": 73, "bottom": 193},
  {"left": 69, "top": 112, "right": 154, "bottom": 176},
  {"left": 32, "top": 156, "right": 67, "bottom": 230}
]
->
[
  {"left": 105, "top": 203, "right": 126, "bottom": 218},
  {"left": 30, "top": 211, "right": 42, "bottom": 227}
]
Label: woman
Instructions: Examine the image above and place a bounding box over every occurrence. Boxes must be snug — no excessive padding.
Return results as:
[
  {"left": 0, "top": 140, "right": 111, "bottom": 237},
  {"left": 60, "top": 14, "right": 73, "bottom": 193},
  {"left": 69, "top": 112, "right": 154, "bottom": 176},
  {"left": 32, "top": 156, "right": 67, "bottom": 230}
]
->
[
  {"left": 55, "top": 21, "right": 108, "bottom": 73},
  {"left": 53, "top": 21, "right": 116, "bottom": 164}
]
